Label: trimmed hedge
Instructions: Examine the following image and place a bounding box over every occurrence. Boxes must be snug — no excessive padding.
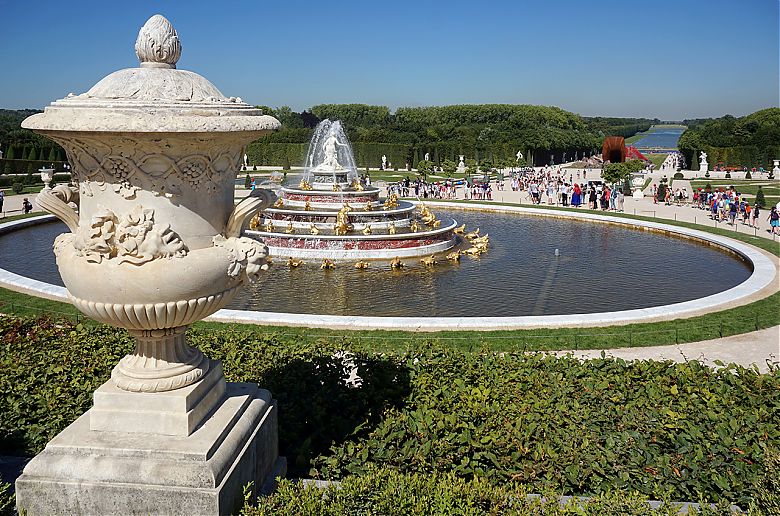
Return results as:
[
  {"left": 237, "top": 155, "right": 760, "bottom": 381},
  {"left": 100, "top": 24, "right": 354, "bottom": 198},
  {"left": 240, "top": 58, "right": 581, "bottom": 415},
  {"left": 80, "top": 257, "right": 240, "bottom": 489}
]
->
[
  {"left": 1, "top": 316, "right": 777, "bottom": 508},
  {"left": 241, "top": 469, "right": 736, "bottom": 515},
  {"left": 312, "top": 348, "right": 779, "bottom": 506}
]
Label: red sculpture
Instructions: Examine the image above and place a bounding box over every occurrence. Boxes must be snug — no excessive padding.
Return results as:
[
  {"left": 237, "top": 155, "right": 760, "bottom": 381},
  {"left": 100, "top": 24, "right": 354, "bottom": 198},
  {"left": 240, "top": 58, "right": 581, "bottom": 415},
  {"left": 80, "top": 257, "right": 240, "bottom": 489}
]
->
[{"left": 602, "top": 136, "right": 626, "bottom": 163}]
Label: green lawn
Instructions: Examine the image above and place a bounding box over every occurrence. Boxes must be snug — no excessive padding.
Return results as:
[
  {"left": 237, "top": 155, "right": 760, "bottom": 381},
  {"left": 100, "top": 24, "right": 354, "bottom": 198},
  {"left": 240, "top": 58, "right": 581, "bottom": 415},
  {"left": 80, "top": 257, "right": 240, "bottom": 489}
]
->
[
  {"left": 645, "top": 153, "right": 667, "bottom": 169},
  {"left": 1, "top": 203, "right": 778, "bottom": 353}
]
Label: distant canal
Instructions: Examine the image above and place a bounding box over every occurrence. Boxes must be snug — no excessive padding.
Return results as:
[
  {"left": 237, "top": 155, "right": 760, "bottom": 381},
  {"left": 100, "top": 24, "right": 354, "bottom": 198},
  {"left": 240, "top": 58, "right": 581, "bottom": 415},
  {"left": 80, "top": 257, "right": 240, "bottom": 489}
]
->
[{"left": 631, "top": 126, "right": 685, "bottom": 150}]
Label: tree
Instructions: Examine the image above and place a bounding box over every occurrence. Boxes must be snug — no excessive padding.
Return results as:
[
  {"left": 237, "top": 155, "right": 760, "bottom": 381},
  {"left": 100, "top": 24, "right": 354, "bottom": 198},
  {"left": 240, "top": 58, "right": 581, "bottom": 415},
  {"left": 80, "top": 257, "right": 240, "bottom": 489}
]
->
[
  {"left": 601, "top": 162, "right": 629, "bottom": 184},
  {"left": 755, "top": 186, "right": 766, "bottom": 208},
  {"left": 441, "top": 159, "right": 456, "bottom": 178},
  {"left": 27, "top": 147, "right": 37, "bottom": 161},
  {"left": 6, "top": 146, "right": 15, "bottom": 160},
  {"left": 416, "top": 159, "right": 433, "bottom": 178},
  {"left": 244, "top": 174, "right": 251, "bottom": 188}
]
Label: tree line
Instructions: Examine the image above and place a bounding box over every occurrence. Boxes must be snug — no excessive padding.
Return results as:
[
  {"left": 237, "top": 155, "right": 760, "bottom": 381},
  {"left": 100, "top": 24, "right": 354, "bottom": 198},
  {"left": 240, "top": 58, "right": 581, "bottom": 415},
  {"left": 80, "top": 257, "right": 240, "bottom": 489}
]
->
[
  {"left": 252, "top": 104, "right": 657, "bottom": 168},
  {"left": 677, "top": 108, "right": 780, "bottom": 169}
]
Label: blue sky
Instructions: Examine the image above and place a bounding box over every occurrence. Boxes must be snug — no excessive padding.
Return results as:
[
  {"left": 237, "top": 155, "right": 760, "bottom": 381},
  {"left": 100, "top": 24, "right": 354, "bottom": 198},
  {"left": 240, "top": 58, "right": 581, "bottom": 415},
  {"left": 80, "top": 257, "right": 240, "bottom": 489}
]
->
[{"left": 0, "top": 0, "right": 777, "bottom": 119}]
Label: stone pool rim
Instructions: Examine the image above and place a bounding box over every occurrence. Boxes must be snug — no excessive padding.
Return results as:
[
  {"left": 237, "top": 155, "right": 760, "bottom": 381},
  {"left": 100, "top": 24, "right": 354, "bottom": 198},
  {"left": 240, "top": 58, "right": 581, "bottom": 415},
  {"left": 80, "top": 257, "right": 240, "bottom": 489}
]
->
[{"left": 0, "top": 204, "right": 776, "bottom": 332}]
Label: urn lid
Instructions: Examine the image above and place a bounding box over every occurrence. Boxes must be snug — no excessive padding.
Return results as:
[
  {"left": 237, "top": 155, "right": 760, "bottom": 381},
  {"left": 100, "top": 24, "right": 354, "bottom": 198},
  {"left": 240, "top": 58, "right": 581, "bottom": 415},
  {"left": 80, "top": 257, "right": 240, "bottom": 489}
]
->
[{"left": 22, "top": 14, "right": 280, "bottom": 134}]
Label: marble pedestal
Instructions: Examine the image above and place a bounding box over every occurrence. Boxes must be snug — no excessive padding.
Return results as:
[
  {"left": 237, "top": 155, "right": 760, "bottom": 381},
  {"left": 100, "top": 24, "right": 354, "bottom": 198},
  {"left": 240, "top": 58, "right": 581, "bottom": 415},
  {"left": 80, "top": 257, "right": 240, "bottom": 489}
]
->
[{"left": 15, "top": 381, "right": 284, "bottom": 515}]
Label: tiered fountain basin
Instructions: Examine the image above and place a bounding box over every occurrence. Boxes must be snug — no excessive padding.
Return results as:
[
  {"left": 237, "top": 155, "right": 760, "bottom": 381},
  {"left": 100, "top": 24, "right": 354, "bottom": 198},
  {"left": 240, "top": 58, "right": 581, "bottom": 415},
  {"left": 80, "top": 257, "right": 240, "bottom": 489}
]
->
[{"left": 246, "top": 184, "right": 459, "bottom": 259}]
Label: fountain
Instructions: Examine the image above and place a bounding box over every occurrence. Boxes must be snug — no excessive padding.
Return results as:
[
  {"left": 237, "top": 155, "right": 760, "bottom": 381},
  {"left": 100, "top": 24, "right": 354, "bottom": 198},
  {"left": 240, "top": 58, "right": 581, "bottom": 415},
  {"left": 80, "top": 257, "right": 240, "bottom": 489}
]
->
[{"left": 247, "top": 119, "right": 459, "bottom": 259}]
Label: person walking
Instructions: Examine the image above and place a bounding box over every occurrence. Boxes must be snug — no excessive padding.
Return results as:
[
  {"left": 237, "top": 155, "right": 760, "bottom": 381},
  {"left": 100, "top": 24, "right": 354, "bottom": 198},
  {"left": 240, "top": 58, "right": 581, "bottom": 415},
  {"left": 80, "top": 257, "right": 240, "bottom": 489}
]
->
[
  {"left": 0, "top": 190, "right": 4, "bottom": 214},
  {"left": 22, "top": 198, "right": 33, "bottom": 214},
  {"left": 768, "top": 206, "right": 780, "bottom": 235}
]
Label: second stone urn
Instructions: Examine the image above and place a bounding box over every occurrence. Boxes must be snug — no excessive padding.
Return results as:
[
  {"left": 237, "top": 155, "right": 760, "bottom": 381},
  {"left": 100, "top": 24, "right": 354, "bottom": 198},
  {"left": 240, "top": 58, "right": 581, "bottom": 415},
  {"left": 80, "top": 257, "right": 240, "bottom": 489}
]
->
[{"left": 15, "top": 15, "right": 283, "bottom": 515}]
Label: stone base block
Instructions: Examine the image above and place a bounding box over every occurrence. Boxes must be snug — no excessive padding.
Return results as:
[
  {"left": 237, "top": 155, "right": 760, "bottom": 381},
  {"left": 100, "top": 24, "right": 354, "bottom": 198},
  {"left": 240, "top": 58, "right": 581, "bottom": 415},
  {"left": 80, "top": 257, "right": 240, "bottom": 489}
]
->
[
  {"left": 15, "top": 383, "right": 284, "bottom": 515},
  {"left": 91, "top": 362, "right": 226, "bottom": 436}
]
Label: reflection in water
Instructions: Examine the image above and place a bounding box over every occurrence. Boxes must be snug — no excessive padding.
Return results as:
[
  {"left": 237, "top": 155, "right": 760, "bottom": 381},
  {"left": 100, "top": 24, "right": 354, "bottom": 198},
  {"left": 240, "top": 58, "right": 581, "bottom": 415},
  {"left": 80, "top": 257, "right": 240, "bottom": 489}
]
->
[{"left": 0, "top": 211, "right": 752, "bottom": 317}]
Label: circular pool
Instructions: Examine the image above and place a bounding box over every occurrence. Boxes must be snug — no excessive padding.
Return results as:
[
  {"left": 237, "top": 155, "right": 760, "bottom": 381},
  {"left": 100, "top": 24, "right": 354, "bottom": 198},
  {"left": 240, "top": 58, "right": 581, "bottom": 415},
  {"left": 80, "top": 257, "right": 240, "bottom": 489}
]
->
[{"left": 0, "top": 208, "right": 758, "bottom": 320}]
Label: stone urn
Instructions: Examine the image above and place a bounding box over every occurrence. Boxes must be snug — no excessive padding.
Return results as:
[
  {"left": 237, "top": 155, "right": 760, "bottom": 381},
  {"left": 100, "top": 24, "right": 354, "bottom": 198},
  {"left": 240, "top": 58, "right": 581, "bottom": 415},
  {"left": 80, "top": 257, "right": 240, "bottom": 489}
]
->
[{"left": 16, "top": 15, "right": 283, "bottom": 515}]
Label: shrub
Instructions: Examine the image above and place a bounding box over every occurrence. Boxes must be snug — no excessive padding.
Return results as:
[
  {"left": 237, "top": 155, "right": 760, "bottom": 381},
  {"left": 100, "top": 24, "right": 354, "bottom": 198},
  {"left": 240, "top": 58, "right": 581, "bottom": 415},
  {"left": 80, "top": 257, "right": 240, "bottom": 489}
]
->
[
  {"left": 244, "top": 174, "right": 251, "bottom": 189},
  {"left": 673, "top": 172, "right": 684, "bottom": 179},
  {"left": 11, "top": 183, "right": 23, "bottom": 194},
  {"left": 749, "top": 448, "right": 780, "bottom": 515},
  {"left": 725, "top": 171, "right": 731, "bottom": 179},
  {"left": 0, "top": 476, "right": 13, "bottom": 516},
  {"left": 313, "top": 347, "right": 779, "bottom": 506},
  {"left": 243, "top": 469, "right": 735, "bottom": 516},
  {"left": 755, "top": 186, "right": 766, "bottom": 208},
  {"left": 1, "top": 316, "right": 778, "bottom": 508},
  {"left": 745, "top": 171, "right": 752, "bottom": 179}
]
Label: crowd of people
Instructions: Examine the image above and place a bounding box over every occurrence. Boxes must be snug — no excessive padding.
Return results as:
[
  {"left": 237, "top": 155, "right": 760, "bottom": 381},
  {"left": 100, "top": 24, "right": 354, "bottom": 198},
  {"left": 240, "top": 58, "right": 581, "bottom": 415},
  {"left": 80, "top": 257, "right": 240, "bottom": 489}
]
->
[
  {"left": 693, "top": 186, "right": 779, "bottom": 233},
  {"left": 660, "top": 151, "right": 685, "bottom": 170}
]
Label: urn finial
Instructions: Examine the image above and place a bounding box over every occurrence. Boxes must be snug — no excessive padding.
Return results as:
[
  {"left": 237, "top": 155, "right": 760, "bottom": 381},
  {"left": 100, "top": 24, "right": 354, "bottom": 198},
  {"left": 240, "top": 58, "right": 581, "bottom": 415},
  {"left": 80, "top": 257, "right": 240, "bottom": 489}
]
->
[{"left": 135, "top": 14, "right": 181, "bottom": 69}]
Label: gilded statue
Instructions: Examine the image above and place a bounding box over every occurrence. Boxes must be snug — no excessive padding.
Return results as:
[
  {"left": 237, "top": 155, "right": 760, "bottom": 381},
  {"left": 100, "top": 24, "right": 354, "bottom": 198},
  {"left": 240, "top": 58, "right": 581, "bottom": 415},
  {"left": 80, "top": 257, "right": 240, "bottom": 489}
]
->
[
  {"left": 362, "top": 224, "right": 372, "bottom": 235},
  {"left": 352, "top": 179, "right": 364, "bottom": 191},
  {"left": 299, "top": 179, "right": 313, "bottom": 190},
  {"left": 383, "top": 194, "right": 399, "bottom": 210},
  {"left": 310, "top": 223, "right": 320, "bottom": 235},
  {"left": 284, "top": 221, "right": 294, "bottom": 234},
  {"left": 333, "top": 203, "right": 353, "bottom": 236},
  {"left": 388, "top": 222, "right": 396, "bottom": 235},
  {"left": 286, "top": 257, "right": 304, "bottom": 268},
  {"left": 273, "top": 198, "right": 284, "bottom": 208},
  {"left": 304, "top": 201, "right": 313, "bottom": 211},
  {"left": 389, "top": 257, "right": 404, "bottom": 269},
  {"left": 453, "top": 224, "right": 466, "bottom": 234},
  {"left": 446, "top": 250, "right": 461, "bottom": 261},
  {"left": 263, "top": 219, "right": 275, "bottom": 232},
  {"left": 354, "top": 260, "right": 370, "bottom": 269},
  {"left": 410, "top": 220, "right": 423, "bottom": 232},
  {"left": 419, "top": 203, "right": 437, "bottom": 226},
  {"left": 320, "top": 258, "right": 335, "bottom": 269},
  {"left": 420, "top": 255, "right": 436, "bottom": 266}
]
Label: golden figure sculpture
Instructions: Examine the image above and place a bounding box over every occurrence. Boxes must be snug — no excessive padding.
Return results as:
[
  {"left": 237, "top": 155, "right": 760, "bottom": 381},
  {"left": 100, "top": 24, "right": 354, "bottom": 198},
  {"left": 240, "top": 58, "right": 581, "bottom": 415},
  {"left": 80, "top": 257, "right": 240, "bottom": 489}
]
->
[
  {"left": 286, "top": 257, "right": 304, "bottom": 268},
  {"left": 383, "top": 194, "right": 399, "bottom": 210},
  {"left": 273, "top": 198, "right": 284, "bottom": 208},
  {"left": 304, "top": 201, "right": 313, "bottom": 211},
  {"left": 354, "top": 260, "right": 370, "bottom": 269},
  {"left": 431, "top": 219, "right": 442, "bottom": 228},
  {"left": 389, "top": 257, "right": 404, "bottom": 269},
  {"left": 419, "top": 204, "right": 437, "bottom": 226},
  {"left": 332, "top": 183, "right": 341, "bottom": 191},
  {"left": 299, "top": 179, "right": 313, "bottom": 190},
  {"left": 321, "top": 258, "right": 335, "bottom": 269},
  {"left": 362, "top": 224, "right": 372, "bottom": 235},
  {"left": 463, "top": 246, "right": 483, "bottom": 256},
  {"left": 464, "top": 228, "right": 480, "bottom": 240},
  {"left": 365, "top": 201, "right": 373, "bottom": 211},
  {"left": 388, "top": 222, "right": 396, "bottom": 234},
  {"left": 310, "top": 223, "right": 320, "bottom": 235},
  {"left": 420, "top": 255, "right": 436, "bottom": 266},
  {"left": 453, "top": 224, "right": 466, "bottom": 234},
  {"left": 333, "top": 203, "right": 354, "bottom": 236},
  {"left": 352, "top": 179, "right": 364, "bottom": 191},
  {"left": 249, "top": 213, "right": 262, "bottom": 230},
  {"left": 446, "top": 250, "right": 461, "bottom": 261},
  {"left": 264, "top": 219, "right": 275, "bottom": 232},
  {"left": 410, "top": 220, "right": 423, "bottom": 232},
  {"left": 285, "top": 221, "right": 294, "bottom": 234}
]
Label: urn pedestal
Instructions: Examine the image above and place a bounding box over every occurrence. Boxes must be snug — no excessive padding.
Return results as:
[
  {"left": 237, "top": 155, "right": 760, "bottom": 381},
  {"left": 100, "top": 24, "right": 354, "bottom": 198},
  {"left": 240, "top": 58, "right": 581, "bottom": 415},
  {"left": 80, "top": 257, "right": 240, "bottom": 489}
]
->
[{"left": 14, "top": 14, "right": 283, "bottom": 515}]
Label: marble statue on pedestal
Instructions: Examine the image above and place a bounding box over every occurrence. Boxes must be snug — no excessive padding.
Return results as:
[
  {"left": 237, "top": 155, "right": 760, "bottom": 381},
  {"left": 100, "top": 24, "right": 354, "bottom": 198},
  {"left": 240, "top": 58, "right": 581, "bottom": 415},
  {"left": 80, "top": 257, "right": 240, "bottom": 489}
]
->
[
  {"left": 381, "top": 154, "right": 387, "bottom": 170},
  {"left": 699, "top": 151, "right": 709, "bottom": 174}
]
